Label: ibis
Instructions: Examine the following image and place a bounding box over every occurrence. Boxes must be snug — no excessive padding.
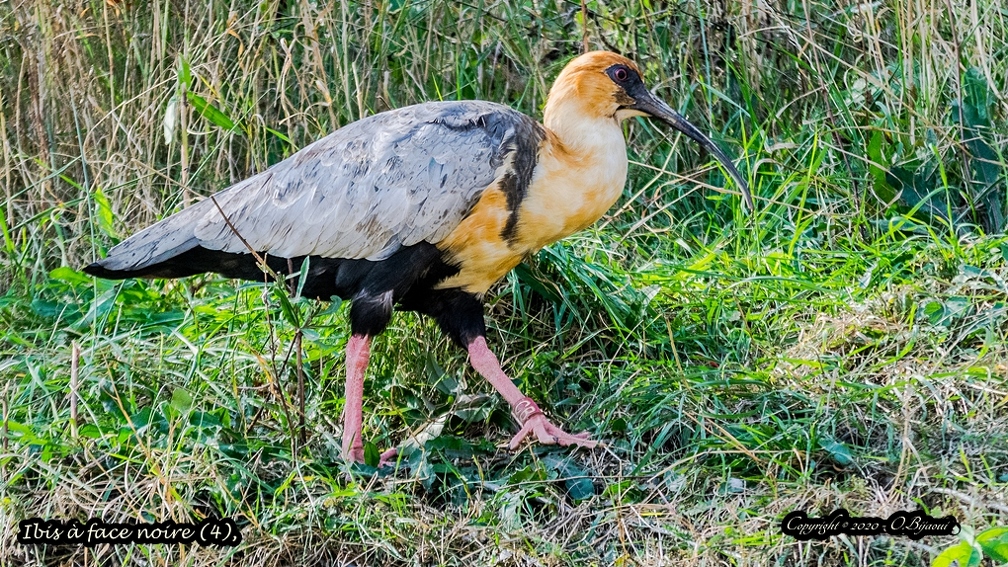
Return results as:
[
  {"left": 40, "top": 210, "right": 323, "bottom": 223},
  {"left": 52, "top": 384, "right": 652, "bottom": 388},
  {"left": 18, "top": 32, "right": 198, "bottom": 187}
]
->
[{"left": 85, "top": 51, "right": 752, "bottom": 465}]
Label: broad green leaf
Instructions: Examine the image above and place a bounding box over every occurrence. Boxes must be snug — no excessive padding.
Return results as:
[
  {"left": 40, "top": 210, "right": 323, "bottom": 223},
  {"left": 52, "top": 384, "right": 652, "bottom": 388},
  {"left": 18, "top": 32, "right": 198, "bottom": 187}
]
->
[
  {"left": 932, "top": 541, "right": 981, "bottom": 567},
  {"left": 171, "top": 388, "right": 193, "bottom": 412},
  {"left": 962, "top": 67, "right": 992, "bottom": 124},
  {"left": 977, "top": 526, "right": 1008, "bottom": 563},
  {"left": 544, "top": 455, "right": 596, "bottom": 502},
  {"left": 0, "top": 200, "right": 12, "bottom": 253},
  {"left": 952, "top": 68, "right": 1004, "bottom": 231},
  {"left": 3, "top": 421, "right": 44, "bottom": 444},
  {"left": 49, "top": 266, "right": 91, "bottom": 286},
  {"left": 818, "top": 437, "right": 854, "bottom": 467},
  {"left": 295, "top": 256, "right": 311, "bottom": 299},
  {"left": 363, "top": 442, "right": 380, "bottom": 468},
  {"left": 93, "top": 187, "right": 116, "bottom": 237},
  {"left": 508, "top": 465, "right": 542, "bottom": 485},
  {"left": 178, "top": 54, "right": 191, "bottom": 89},
  {"left": 923, "top": 301, "right": 946, "bottom": 325},
  {"left": 563, "top": 471, "right": 595, "bottom": 502},
  {"left": 867, "top": 129, "right": 895, "bottom": 201},
  {"left": 274, "top": 287, "right": 301, "bottom": 327},
  {"left": 129, "top": 407, "right": 153, "bottom": 432},
  {"left": 77, "top": 424, "right": 103, "bottom": 439},
  {"left": 186, "top": 92, "right": 236, "bottom": 131}
]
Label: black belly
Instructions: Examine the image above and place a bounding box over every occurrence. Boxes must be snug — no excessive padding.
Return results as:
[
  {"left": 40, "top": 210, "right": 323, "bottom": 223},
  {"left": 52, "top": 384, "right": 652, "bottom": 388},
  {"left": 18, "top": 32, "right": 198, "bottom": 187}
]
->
[{"left": 84, "top": 241, "right": 487, "bottom": 346}]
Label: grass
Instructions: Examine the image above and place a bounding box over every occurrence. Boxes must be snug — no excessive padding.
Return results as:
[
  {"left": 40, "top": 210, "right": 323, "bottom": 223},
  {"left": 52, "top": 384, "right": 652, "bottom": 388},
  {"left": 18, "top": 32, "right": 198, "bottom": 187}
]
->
[{"left": 2, "top": 0, "right": 1008, "bottom": 565}]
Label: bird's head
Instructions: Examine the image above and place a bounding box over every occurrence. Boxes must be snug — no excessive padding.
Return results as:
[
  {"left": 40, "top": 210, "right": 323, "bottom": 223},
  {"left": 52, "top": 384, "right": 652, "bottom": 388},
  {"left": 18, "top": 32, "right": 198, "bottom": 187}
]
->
[{"left": 545, "top": 51, "right": 753, "bottom": 211}]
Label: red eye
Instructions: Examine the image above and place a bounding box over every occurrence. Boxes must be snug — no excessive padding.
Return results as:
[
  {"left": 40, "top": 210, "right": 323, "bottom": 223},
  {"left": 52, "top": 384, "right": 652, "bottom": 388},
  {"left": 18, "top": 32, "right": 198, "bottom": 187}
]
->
[{"left": 614, "top": 67, "right": 629, "bottom": 81}]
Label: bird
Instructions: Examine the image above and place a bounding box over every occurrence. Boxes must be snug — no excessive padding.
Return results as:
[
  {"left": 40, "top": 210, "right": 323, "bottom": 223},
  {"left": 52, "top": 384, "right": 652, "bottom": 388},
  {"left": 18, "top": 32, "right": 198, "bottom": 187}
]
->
[{"left": 84, "top": 51, "right": 752, "bottom": 466}]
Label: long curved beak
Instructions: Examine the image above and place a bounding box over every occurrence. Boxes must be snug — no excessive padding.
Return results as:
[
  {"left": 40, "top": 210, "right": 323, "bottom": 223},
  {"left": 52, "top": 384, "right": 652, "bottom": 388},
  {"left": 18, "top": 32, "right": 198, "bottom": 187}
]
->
[{"left": 631, "top": 90, "right": 754, "bottom": 212}]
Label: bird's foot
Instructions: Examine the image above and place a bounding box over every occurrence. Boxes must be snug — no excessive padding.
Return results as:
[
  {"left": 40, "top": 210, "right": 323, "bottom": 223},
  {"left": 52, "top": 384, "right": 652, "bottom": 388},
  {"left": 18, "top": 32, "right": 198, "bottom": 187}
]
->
[
  {"left": 345, "top": 446, "right": 399, "bottom": 468},
  {"left": 508, "top": 397, "right": 597, "bottom": 450}
]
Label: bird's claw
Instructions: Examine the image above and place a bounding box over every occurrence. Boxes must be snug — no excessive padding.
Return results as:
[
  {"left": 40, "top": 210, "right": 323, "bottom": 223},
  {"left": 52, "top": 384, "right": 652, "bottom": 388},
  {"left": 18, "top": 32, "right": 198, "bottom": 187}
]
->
[
  {"left": 345, "top": 446, "right": 399, "bottom": 468},
  {"left": 508, "top": 397, "right": 597, "bottom": 451}
]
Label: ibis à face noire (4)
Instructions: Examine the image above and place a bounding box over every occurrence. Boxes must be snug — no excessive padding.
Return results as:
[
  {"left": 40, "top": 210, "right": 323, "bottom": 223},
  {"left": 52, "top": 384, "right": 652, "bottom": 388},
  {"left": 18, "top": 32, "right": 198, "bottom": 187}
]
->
[{"left": 85, "top": 51, "right": 752, "bottom": 464}]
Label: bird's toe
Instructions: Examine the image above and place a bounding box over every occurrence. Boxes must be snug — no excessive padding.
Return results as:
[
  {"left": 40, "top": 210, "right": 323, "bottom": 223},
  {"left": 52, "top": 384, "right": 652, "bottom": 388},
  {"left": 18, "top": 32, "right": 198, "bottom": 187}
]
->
[
  {"left": 377, "top": 447, "right": 399, "bottom": 468},
  {"left": 509, "top": 414, "right": 597, "bottom": 450},
  {"left": 508, "top": 420, "right": 537, "bottom": 450},
  {"left": 343, "top": 445, "right": 399, "bottom": 468}
]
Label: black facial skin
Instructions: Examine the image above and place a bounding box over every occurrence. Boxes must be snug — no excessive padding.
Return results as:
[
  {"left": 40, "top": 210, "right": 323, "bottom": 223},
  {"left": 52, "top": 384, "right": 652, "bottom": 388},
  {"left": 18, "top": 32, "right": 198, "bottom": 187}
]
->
[
  {"left": 604, "top": 62, "right": 754, "bottom": 211},
  {"left": 606, "top": 64, "right": 650, "bottom": 104}
]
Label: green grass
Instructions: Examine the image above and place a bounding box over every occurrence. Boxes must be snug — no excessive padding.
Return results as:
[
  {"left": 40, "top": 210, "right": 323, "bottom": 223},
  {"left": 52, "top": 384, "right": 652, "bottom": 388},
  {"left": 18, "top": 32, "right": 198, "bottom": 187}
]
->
[{"left": 2, "top": 0, "right": 1008, "bottom": 565}]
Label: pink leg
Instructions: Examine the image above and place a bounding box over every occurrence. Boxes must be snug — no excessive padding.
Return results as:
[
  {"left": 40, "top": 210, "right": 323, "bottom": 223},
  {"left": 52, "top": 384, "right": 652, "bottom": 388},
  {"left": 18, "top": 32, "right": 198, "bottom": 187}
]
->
[
  {"left": 467, "top": 336, "right": 596, "bottom": 451},
  {"left": 341, "top": 335, "right": 396, "bottom": 465},
  {"left": 342, "top": 335, "right": 370, "bottom": 462}
]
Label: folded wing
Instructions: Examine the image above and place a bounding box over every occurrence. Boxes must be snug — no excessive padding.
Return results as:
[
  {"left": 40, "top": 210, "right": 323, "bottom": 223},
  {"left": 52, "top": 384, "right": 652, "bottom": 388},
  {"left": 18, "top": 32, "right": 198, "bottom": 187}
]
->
[{"left": 88, "top": 101, "right": 537, "bottom": 275}]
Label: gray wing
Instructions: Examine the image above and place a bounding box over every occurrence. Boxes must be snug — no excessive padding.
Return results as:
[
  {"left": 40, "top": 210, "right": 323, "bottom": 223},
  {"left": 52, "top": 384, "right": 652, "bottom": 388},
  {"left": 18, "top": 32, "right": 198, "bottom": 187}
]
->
[{"left": 94, "top": 101, "right": 536, "bottom": 272}]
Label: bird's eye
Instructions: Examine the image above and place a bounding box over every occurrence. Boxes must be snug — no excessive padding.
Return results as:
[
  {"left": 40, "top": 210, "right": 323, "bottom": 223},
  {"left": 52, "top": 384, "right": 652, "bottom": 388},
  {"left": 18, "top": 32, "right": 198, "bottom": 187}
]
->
[{"left": 614, "top": 67, "right": 629, "bottom": 82}]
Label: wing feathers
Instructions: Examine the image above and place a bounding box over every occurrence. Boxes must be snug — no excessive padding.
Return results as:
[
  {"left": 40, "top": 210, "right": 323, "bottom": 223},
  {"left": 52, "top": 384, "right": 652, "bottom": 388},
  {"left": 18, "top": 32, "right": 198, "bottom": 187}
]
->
[{"left": 93, "top": 101, "right": 538, "bottom": 274}]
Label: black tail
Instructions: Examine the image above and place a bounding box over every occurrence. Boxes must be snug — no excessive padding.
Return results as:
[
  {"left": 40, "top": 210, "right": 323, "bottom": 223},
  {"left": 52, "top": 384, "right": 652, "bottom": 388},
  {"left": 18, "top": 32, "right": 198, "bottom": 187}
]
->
[{"left": 85, "top": 246, "right": 355, "bottom": 301}]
